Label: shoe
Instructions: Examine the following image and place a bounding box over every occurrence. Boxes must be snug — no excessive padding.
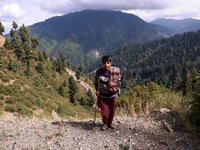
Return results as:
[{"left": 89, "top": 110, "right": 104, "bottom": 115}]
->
[
  {"left": 107, "top": 124, "right": 115, "bottom": 129},
  {"left": 101, "top": 124, "right": 107, "bottom": 131}
]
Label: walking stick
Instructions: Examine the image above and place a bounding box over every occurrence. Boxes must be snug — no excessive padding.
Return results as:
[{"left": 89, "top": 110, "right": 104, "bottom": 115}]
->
[{"left": 93, "top": 78, "right": 99, "bottom": 131}]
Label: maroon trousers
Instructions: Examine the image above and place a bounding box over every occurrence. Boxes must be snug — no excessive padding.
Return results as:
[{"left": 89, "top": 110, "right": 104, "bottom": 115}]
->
[{"left": 97, "top": 97, "right": 115, "bottom": 125}]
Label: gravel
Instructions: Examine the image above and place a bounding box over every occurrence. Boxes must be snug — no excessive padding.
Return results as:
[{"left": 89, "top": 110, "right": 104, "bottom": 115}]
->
[{"left": 0, "top": 111, "right": 199, "bottom": 150}]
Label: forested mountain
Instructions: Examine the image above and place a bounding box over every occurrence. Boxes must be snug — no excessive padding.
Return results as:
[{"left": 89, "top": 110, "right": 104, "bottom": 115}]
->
[
  {"left": 151, "top": 18, "right": 200, "bottom": 34},
  {"left": 86, "top": 30, "right": 200, "bottom": 89},
  {"left": 27, "top": 10, "right": 174, "bottom": 67}
]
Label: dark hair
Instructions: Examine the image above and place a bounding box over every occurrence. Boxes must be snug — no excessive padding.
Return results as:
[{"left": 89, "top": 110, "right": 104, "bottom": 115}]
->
[{"left": 102, "top": 55, "right": 111, "bottom": 62}]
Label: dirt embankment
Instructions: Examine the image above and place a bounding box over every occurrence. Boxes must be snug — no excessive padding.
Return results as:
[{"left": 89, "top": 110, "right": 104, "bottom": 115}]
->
[{"left": 0, "top": 35, "right": 5, "bottom": 47}]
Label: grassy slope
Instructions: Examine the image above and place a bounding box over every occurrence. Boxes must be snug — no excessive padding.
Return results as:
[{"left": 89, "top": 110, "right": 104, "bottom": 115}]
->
[{"left": 0, "top": 47, "right": 100, "bottom": 120}]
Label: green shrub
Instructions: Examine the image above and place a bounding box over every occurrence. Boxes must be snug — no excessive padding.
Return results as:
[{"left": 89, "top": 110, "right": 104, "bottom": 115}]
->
[
  {"left": 0, "top": 72, "right": 4, "bottom": 78},
  {"left": 80, "top": 97, "right": 86, "bottom": 106},
  {"left": 46, "top": 103, "right": 56, "bottom": 110},
  {"left": 24, "top": 100, "right": 33, "bottom": 107},
  {"left": 35, "top": 62, "right": 44, "bottom": 73},
  {"left": 11, "top": 83, "right": 21, "bottom": 94},
  {"left": 5, "top": 104, "right": 17, "bottom": 112},
  {"left": 0, "top": 84, "right": 13, "bottom": 95},
  {"left": 1, "top": 75, "right": 10, "bottom": 82},
  {"left": 32, "top": 75, "right": 48, "bottom": 90},
  {"left": 46, "top": 106, "right": 53, "bottom": 113},
  {"left": 14, "top": 79, "right": 26, "bottom": 86},
  {"left": 5, "top": 97, "right": 16, "bottom": 104},
  {"left": 42, "top": 71, "right": 49, "bottom": 79},
  {"left": 17, "top": 102, "right": 32, "bottom": 117},
  {"left": 52, "top": 72, "right": 56, "bottom": 78},
  {"left": 0, "top": 94, "right": 4, "bottom": 99},
  {"left": 57, "top": 103, "right": 64, "bottom": 116},
  {"left": 46, "top": 86, "right": 54, "bottom": 92},
  {"left": 36, "top": 97, "right": 44, "bottom": 108},
  {"left": 6, "top": 72, "right": 16, "bottom": 80}
]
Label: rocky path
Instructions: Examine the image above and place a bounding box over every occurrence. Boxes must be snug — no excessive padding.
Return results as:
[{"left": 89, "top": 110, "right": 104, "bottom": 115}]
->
[
  {"left": 66, "top": 68, "right": 97, "bottom": 99},
  {"left": 0, "top": 111, "right": 199, "bottom": 150}
]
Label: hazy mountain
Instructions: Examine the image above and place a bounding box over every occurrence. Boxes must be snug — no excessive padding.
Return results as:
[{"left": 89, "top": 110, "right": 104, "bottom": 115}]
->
[
  {"left": 28, "top": 10, "right": 174, "bottom": 67},
  {"left": 86, "top": 30, "right": 200, "bottom": 89},
  {"left": 151, "top": 18, "right": 200, "bottom": 34}
]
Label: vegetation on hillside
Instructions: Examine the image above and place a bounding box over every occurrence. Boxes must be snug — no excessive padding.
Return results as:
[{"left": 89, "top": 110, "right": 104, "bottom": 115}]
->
[
  {"left": 86, "top": 30, "right": 200, "bottom": 90},
  {"left": 0, "top": 21, "right": 98, "bottom": 119},
  {"left": 116, "top": 77, "right": 200, "bottom": 129}
]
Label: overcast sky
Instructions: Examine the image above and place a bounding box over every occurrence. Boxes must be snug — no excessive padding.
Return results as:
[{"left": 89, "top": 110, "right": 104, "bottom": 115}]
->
[{"left": 1, "top": 0, "right": 200, "bottom": 34}]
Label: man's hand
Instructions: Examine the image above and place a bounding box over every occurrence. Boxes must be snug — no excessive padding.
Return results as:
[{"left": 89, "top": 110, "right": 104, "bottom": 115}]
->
[
  {"left": 108, "top": 82, "right": 116, "bottom": 87},
  {"left": 96, "top": 91, "right": 100, "bottom": 97}
]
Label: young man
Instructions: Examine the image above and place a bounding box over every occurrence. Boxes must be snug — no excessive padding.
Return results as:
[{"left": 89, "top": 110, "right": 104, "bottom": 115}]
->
[{"left": 95, "top": 55, "right": 121, "bottom": 131}]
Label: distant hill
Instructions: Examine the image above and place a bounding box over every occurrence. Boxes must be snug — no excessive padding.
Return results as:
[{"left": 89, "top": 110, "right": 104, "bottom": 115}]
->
[
  {"left": 27, "top": 10, "right": 174, "bottom": 67},
  {"left": 151, "top": 18, "right": 200, "bottom": 34},
  {"left": 86, "top": 30, "right": 200, "bottom": 89}
]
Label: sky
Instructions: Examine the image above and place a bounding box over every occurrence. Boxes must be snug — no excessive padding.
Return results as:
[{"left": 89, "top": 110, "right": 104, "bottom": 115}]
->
[{"left": 0, "top": 0, "right": 200, "bottom": 34}]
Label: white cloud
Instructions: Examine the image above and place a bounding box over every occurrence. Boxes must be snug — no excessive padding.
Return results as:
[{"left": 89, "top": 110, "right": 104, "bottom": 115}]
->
[
  {"left": 35, "top": 0, "right": 175, "bottom": 14},
  {"left": 0, "top": 3, "right": 26, "bottom": 19},
  {"left": 1, "top": 0, "right": 200, "bottom": 34}
]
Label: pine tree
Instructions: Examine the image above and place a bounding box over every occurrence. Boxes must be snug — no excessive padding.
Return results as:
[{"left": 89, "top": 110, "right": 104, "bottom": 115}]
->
[
  {"left": 12, "top": 60, "right": 18, "bottom": 72},
  {"left": 35, "top": 62, "right": 44, "bottom": 74},
  {"left": 58, "top": 84, "right": 66, "bottom": 97},
  {"left": 7, "top": 56, "right": 14, "bottom": 71},
  {"left": 78, "top": 65, "right": 84, "bottom": 72},
  {"left": 182, "top": 71, "right": 192, "bottom": 96},
  {"left": 68, "top": 75, "right": 78, "bottom": 103},
  {"left": 4, "top": 38, "right": 11, "bottom": 50},
  {"left": 4, "top": 39, "right": 11, "bottom": 63},
  {"left": 38, "top": 51, "right": 44, "bottom": 62},
  {"left": 60, "top": 53, "right": 66, "bottom": 71},
  {"left": 43, "top": 50, "right": 48, "bottom": 61},
  {"left": 12, "top": 21, "right": 18, "bottom": 39},
  {"left": 66, "top": 60, "right": 71, "bottom": 69},
  {"left": 30, "top": 37, "right": 39, "bottom": 50},
  {"left": 62, "top": 79, "right": 67, "bottom": 87},
  {"left": 22, "top": 42, "right": 37, "bottom": 76},
  {"left": 12, "top": 37, "right": 23, "bottom": 72},
  {"left": 72, "top": 65, "right": 77, "bottom": 71},
  {"left": 50, "top": 56, "right": 53, "bottom": 62},
  {"left": 12, "top": 21, "right": 18, "bottom": 32},
  {"left": 18, "top": 24, "right": 30, "bottom": 45},
  {"left": 190, "top": 77, "right": 200, "bottom": 124},
  {"left": 75, "top": 65, "right": 84, "bottom": 80},
  {"left": 80, "top": 97, "right": 86, "bottom": 106},
  {"left": 87, "top": 89, "right": 96, "bottom": 106},
  {"left": 10, "top": 29, "right": 15, "bottom": 38},
  {"left": 75, "top": 70, "right": 81, "bottom": 80},
  {"left": 190, "top": 67, "right": 199, "bottom": 84},
  {"left": 0, "top": 21, "right": 5, "bottom": 35},
  {"left": 172, "top": 73, "right": 182, "bottom": 92}
]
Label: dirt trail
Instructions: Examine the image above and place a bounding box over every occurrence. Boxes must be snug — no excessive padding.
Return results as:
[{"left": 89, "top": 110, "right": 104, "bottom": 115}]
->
[
  {"left": 0, "top": 111, "right": 199, "bottom": 150},
  {"left": 66, "top": 68, "right": 97, "bottom": 99}
]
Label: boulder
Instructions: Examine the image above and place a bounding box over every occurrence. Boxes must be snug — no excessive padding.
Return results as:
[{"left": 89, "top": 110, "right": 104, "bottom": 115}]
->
[{"left": 0, "top": 35, "right": 6, "bottom": 47}]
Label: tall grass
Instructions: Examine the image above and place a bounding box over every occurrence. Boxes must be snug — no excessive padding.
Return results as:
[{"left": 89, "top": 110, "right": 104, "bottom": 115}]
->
[{"left": 116, "top": 82, "right": 192, "bottom": 117}]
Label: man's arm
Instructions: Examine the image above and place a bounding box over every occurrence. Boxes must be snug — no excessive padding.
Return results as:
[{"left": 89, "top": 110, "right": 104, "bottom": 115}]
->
[{"left": 94, "top": 71, "right": 100, "bottom": 96}]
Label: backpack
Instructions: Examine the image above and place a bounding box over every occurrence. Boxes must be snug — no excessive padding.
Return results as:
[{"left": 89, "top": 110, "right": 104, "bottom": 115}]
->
[{"left": 109, "top": 67, "right": 121, "bottom": 93}]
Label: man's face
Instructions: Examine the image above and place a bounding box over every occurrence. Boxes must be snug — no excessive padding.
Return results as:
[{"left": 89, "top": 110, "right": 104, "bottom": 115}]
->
[{"left": 102, "top": 61, "right": 112, "bottom": 71}]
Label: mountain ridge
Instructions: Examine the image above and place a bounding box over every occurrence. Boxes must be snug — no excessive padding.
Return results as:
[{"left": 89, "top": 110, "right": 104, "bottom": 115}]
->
[
  {"left": 151, "top": 18, "right": 200, "bottom": 34},
  {"left": 27, "top": 10, "right": 174, "bottom": 66}
]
